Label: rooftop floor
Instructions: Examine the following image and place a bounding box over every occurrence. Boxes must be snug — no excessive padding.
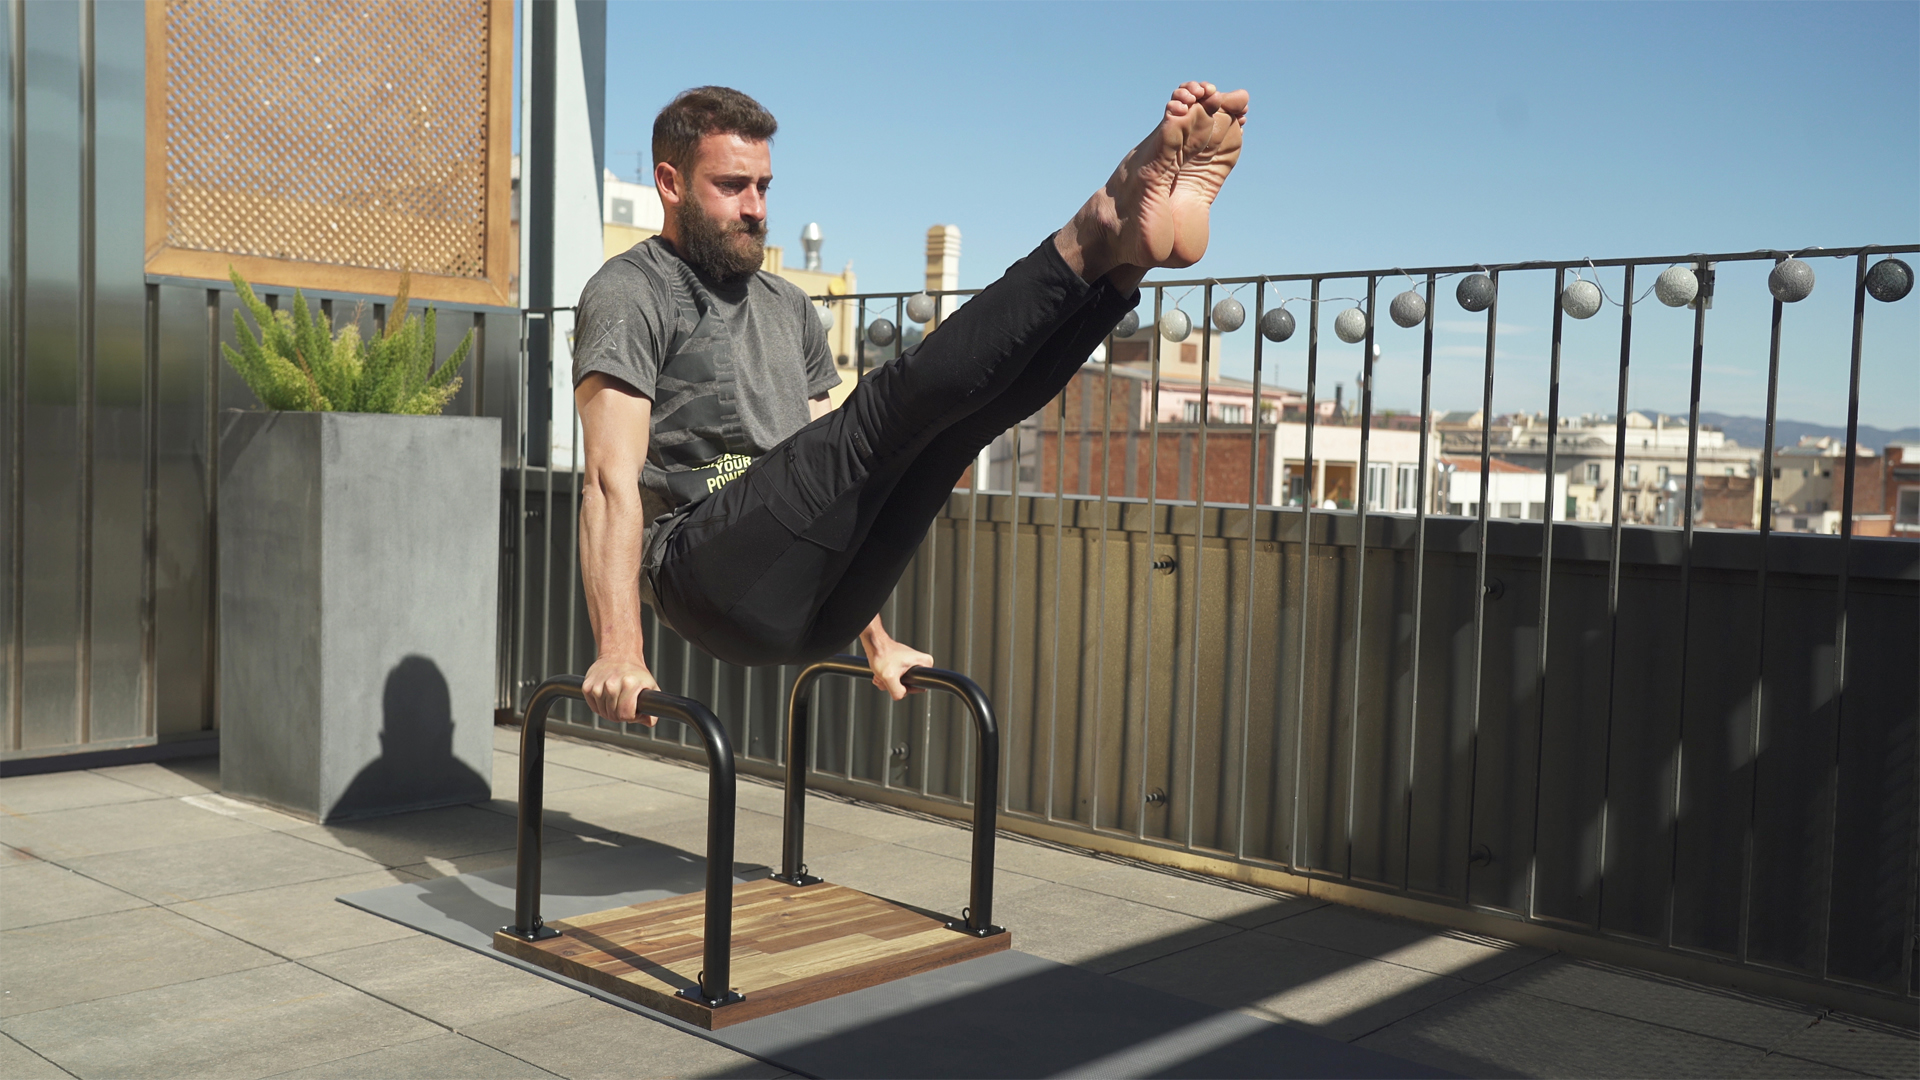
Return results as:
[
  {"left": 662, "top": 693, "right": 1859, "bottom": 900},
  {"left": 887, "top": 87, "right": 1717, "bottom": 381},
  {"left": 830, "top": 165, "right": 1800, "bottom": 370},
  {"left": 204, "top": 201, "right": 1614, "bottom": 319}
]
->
[{"left": 2, "top": 727, "right": 1913, "bottom": 1079}]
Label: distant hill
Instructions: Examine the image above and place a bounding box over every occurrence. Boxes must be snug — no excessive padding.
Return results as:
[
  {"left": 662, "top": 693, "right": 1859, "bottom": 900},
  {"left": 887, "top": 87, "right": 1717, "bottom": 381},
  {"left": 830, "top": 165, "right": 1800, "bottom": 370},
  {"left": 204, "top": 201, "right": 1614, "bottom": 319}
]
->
[{"left": 1697, "top": 412, "right": 1920, "bottom": 452}]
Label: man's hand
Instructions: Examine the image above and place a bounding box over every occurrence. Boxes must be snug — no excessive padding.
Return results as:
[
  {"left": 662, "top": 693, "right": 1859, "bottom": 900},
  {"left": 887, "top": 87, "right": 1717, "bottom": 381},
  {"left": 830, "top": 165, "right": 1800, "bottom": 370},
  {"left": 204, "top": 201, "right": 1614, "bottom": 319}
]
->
[
  {"left": 859, "top": 616, "right": 934, "bottom": 701},
  {"left": 582, "top": 654, "right": 661, "bottom": 724}
]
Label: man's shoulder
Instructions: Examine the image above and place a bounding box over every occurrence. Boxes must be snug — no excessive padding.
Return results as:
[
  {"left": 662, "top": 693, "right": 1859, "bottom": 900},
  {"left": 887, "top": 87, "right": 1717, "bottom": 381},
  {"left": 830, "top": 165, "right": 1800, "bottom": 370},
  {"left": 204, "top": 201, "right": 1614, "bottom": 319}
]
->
[
  {"left": 749, "top": 269, "right": 815, "bottom": 314},
  {"left": 583, "top": 238, "right": 683, "bottom": 308}
]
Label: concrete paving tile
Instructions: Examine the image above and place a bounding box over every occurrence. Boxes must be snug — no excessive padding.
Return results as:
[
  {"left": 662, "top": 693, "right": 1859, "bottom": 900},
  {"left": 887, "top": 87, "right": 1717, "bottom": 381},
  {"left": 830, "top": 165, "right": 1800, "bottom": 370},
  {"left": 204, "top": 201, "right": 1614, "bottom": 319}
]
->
[
  {"left": 0, "top": 796, "right": 261, "bottom": 862},
  {"left": 66, "top": 829, "right": 383, "bottom": 904},
  {"left": 794, "top": 838, "right": 1049, "bottom": 917},
  {"left": 991, "top": 880, "right": 1239, "bottom": 975},
  {"left": 1058, "top": 863, "right": 1325, "bottom": 929},
  {"left": 3, "top": 843, "right": 38, "bottom": 865},
  {"left": 0, "top": 907, "right": 276, "bottom": 1018},
  {"left": 166, "top": 869, "right": 426, "bottom": 959},
  {"left": 792, "top": 795, "right": 975, "bottom": 845},
  {"left": 1355, "top": 983, "right": 1831, "bottom": 1078},
  {"left": 514, "top": 779, "right": 715, "bottom": 839},
  {"left": 1112, "top": 927, "right": 1474, "bottom": 1042},
  {"left": 491, "top": 755, "right": 618, "bottom": 801},
  {"left": 1260, "top": 903, "right": 1548, "bottom": 983},
  {"left": 1491, "top": 955, "right": 1821, "bottom": 1049},
  {"left": 4, "top": 961, "right": 441, "bottom": 1080},
  {"left": 392, "top": 833, "right": 622, "bottom": 881},
  {"left": 267, "top": 1031, "right": 561, "bottom": 1079},
  {"left": 179, "top": 790, "right": 316, "bottom": 832},
  {"left": 90, "top": 757, "right": 221, "bottom": 797},
  {"left": 0, "top": 771, "right": 161, "bottom": 815},
  {"left": 639, "top": 807, "right": 877, "bottom": 871},
  {"left": 1766, "top": 1012, "right": 1920, "bottom": 1078},
  {"left": 303, "top": 933, "right": 582, "bottom": 1028},
  {"left": 0, "top": 861, "right": 147, "bottom": 930},
  {"left": 463, "top": 998, "right": 788, "bottom": 1079},
  {"left": 494, "top": 724, "right": 523, "bottom": 753},
  {"left": 286, "top": 804, "right": 543, "bottom": 868},
  {"left": 0, "top": 1033, "right": 73, "bottom": 1079},
  {"left": 901, "top": 825, "right": 1117, "bottom": 883},
  {"left": 539, "top": 737, "right": 712, "bottom": 788}
]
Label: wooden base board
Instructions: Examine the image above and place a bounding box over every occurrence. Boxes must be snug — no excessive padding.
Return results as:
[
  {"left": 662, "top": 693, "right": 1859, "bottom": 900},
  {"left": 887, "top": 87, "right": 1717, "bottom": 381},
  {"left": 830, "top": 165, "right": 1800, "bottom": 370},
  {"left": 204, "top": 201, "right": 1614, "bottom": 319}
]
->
[{"left": 493, "top": 879, "right": 1010, "bottom": 1029}]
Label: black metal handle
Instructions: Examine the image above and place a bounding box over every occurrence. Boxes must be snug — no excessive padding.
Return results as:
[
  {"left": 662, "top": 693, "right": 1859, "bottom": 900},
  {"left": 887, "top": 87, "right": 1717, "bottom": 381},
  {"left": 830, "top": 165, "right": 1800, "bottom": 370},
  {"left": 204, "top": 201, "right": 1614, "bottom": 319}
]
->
[
  {"left": 502, "top": 676, "right": 743, "bottom": 1008},
  {"left": 777, "top": 656, "right": 1004, "bottom": 937}
]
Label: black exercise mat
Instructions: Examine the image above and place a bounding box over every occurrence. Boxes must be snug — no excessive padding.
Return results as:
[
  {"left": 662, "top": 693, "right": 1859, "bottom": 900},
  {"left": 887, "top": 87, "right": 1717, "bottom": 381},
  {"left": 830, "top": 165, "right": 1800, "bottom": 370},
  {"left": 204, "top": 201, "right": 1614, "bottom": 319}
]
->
[{"left": 338, "top": 842, "right": 1446, "bottom": 1079}]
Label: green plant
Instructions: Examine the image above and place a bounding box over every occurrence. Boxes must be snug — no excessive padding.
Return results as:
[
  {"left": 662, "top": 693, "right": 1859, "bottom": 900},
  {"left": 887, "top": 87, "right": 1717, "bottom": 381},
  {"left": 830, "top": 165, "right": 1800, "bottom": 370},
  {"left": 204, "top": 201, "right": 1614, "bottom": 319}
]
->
[{"left": 221, "top": 268, "right": 473, "bottom": 415}]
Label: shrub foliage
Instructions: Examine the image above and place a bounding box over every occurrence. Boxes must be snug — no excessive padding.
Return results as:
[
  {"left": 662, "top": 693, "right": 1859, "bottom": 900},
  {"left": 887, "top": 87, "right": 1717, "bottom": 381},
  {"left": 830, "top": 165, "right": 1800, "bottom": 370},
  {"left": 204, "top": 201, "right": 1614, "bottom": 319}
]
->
[{"left": 221, "top": 269, "right": 473, "bottom": 415}]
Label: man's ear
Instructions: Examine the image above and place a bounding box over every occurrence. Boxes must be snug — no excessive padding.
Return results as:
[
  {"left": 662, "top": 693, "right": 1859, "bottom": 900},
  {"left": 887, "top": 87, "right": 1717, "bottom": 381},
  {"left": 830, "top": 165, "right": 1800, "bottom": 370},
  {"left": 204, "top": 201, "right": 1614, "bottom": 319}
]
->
[{"left": 654, "top": 160, "right": 682, "bottom": 208}]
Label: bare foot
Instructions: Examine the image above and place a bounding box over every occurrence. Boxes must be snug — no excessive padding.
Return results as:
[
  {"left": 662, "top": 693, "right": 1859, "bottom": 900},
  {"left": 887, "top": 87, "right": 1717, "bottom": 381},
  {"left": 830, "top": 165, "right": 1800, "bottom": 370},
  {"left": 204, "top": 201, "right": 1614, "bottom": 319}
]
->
[{"left": 1057, "top": 82, "right": 1249, "bottom": 279}]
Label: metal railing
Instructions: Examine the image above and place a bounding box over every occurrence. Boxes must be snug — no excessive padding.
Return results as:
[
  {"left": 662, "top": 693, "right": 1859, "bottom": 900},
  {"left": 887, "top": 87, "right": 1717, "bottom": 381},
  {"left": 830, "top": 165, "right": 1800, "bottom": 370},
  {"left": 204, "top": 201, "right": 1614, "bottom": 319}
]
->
[{"left": 500, "top": 244, "right": 1918, "bottom": 1020}]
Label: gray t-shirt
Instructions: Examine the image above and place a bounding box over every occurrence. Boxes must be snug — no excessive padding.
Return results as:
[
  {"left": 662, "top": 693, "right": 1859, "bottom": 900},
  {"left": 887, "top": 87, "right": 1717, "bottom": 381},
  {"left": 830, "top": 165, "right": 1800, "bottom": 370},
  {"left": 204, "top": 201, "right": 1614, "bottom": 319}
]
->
[{"left": 571, "top": 236, "right": 840, "bottom": 609}]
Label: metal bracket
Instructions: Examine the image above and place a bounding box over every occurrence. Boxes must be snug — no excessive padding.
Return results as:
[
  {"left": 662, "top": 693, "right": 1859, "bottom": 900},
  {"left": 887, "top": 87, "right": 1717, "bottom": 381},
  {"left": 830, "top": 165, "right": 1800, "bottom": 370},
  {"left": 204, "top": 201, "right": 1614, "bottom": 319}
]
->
[
  {"left": 770, "top": 871, "right": 822, "bottom": 887},
  {"left": 944, "top": 920, "right": 1007, "bottom": 938},
  {"left": 677, "top": 986, "right": 746, "bottom": 1009},
  {"left": 498, "top": 922, "right": 560, "bottom": 942}
]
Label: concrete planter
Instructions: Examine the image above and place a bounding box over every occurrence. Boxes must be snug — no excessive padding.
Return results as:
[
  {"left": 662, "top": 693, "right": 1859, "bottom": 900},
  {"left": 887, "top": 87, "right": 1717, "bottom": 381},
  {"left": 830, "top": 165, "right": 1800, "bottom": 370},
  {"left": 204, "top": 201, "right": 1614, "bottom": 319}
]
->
[{"left": 218, "top": 410, "right": 500, "bottom": 822}]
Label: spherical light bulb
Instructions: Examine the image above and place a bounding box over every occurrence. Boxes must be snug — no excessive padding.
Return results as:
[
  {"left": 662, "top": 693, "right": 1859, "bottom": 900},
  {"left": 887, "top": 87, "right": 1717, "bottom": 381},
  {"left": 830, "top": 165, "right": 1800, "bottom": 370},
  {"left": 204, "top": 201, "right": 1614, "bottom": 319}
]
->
[
  {"left": 1160, "top": 308, "right": 1192, "bottom": 342},
  {"left": 1655, "top": 266, "right": 1698, "bottom": 308},
  {"left": 1211, "top": 296, "right": 1246, "bottom": 332},
  {"left": 866, "top": 318, "right": 897, "bottom": 347},
  {"left": 1560, "top": 280, "right": 1603, "bottom": 320},
  {"left": 1766, "top": 259, "right": 1815, "bottom": 303},
  {"left": 1866, "top": 257, "right": 1914, "bottom": 303},
  {"left": 1333, "top": 307, "right": 1369, "bottom": 344},
  {"left": 1114, "top": 310, "right": 1140, "bottom": 338},
  {"left": 905, "top": 292, "right": 937, "bottom": 324},
  {"left": 1089, "top": 343, "right": 1106, "bottom": 364},
  {"left": 1389, "top": 289, "right": 1427, "bottom": 328},
  {"left": 1259, "top": 307, "right": 1296, "bottom": 343},
  {"left": 816, "top": 304, "right": 835, "bottom": 331},
  {"left": 1456, "top": 273, "right": 1496, "bottom": 313}
]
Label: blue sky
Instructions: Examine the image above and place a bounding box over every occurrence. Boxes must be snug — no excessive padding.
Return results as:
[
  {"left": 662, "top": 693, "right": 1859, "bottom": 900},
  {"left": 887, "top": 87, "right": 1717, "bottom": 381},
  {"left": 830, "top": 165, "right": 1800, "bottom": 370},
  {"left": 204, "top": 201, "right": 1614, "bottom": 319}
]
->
[{"left": 576, "top": 1, "right": 1917, "bottom": 433}]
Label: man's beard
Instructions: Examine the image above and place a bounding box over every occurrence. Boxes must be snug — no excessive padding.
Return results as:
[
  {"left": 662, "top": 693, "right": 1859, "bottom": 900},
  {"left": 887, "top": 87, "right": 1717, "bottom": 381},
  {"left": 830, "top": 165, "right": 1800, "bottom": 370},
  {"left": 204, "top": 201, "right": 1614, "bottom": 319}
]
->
[{"left": 674, "top": 199, "right": 767, "bottom": 285}]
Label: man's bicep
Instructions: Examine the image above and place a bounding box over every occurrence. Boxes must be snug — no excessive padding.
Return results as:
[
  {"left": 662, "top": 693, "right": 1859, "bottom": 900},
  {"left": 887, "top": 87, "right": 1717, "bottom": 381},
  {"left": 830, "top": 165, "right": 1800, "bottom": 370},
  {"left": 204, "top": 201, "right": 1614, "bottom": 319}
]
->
[{"left": 576, "top": 373, "right": 653, "bottom": 480}]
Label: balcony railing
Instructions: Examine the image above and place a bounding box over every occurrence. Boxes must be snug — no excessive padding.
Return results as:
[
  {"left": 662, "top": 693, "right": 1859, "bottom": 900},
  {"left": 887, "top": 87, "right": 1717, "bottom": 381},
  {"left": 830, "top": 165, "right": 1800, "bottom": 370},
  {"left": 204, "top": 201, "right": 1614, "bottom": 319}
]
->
[{"left": 501, "top": 244, "right": 1917, "bottom": 1021}]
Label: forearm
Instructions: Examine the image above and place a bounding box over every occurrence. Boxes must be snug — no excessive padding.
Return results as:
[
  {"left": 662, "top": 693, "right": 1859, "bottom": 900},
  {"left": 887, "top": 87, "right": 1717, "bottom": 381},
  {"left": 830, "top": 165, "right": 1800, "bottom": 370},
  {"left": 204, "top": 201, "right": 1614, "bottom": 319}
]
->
[{"left": 579, "top": 477, "right": 648, "bottom": 663}]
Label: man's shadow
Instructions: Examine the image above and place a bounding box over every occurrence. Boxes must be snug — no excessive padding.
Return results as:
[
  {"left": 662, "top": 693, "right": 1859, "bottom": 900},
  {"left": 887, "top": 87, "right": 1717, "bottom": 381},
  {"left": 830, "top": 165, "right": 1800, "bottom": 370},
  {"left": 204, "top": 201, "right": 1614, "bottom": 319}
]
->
[{"left": 330, "top": 655, "right": 489, "bottom": 821}]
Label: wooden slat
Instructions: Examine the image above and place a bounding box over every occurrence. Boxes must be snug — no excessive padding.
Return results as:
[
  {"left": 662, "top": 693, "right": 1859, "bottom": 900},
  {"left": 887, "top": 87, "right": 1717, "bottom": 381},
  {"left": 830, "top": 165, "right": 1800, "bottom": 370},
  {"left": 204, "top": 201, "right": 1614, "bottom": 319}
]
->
[{"left": 494, "top": 879, "right": 1010, "bottom": 1029}]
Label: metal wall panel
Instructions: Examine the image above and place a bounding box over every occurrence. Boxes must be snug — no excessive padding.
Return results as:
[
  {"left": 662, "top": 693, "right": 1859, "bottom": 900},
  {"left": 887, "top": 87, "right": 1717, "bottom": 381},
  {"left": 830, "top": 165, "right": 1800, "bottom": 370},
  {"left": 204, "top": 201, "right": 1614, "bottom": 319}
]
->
[
  {"left": 86, "top": 6, "right": 146, "bottom": 743},
  {"left": 3, "top": 0, "right": 18, "bottom": 746},
  {"left": 151, "top": 284, "right": 212, "bottom": 737},
  {"left": 18, "top": 0, "right": 79, "bottom": 751}
]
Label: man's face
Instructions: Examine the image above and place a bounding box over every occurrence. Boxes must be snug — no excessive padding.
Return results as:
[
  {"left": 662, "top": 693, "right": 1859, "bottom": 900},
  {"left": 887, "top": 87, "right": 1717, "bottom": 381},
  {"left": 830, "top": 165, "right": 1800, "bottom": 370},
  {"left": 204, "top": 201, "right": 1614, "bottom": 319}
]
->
[{"left": 664, "top": 133, "right": 772, "bottom": 284}]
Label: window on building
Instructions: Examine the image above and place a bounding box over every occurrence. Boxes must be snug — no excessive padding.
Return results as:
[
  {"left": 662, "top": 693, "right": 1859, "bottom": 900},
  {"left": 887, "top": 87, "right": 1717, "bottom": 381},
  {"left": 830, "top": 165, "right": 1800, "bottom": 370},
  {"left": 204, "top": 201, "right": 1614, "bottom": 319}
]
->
[
  {"left": 1183, "top": 401, "right": 1203, "bottom": 424},
  {"left": 1725, "top": 466, "right": 1735, "bottom": 476},
  {"left": 1898, "top": 488, "right": 1920, "bottom": 526},
  {"left": 1627, "top": 464, "right": 1640, "bottom": 485},
  {"left": 1585, "top": 462, "right": 1601, "bottom": 483},
  {"left": 1219, "top": 404, "right": 1246, "bottom": 424},
  {"left": 1628, "top": 494, "right": 1639, "bottom": 513},
  {"left": 1657, "top": 465, "right": 1670, "bottom": 484},
  {"left": 611, "top": 197, "right": 635, "bottom": 225},
  {"left": 1396, "top": 464, "right": 1418, "bottom": 511},
  {"left": 1367, "top": 463, "right": 1391, "bottom": 511},
  {"left": 1500, "top": 501, "right": 1523, "bottom": 518},
  {"left": 1772, "top": 466, "right": 1781, "bottom": 479},
  {"left": 1528, "top": 502, "right": 1546, "bottom": 520},
  {"left": 1447, "top": 502, "right": 1465, "bottom": 516}
]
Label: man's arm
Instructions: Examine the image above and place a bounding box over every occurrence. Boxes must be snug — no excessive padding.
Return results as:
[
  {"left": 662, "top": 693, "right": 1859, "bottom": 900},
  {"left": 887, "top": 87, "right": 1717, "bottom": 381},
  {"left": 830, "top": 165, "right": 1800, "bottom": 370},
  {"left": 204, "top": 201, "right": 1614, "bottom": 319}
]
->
[{"left": 576, "top": 372, "right": 661, "bottom": 723}]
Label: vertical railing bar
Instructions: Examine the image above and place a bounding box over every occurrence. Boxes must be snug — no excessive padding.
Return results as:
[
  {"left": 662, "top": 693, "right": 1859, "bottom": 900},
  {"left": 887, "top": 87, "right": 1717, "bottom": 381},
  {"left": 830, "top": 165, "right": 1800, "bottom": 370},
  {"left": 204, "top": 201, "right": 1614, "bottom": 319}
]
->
[
  {"left": 1184, "top": 281, "right": 1215, "bottom": 851},
  {"left": 513, "top": 312, "right": 532, "bottom": 713},
  {"left": 1046, "top": 344, "right": 1067, "bottom": 822},
  {"left": 1664, "top": 259, "right": 1709, "bottom": 949},
  {"left": 1462, "top": 270, "right": 1501, "bottom": 905},
  {"left": 1005, "top": 298, "right": 1022, "bottom": 814},
  {"left": 917, "top": 499, "right": 935, "bottom": 800},
  {"left": 1235, "top": 279, "right": 1267, "bottom": 861},
  {"left": 960, "top": 298, "right": 980, "bottom": 805},
  {"left": 539, "top": 318, "right": 558, "bottom": 699},
  {"left": 1138, "top": 286, "right": 1164, "bottom": 841},
  {"left": 1290, "top": 279, "right": 1321, "bottom": 872},
  {"left": 1344, "top": 275, "right": 1377, "bottom": 880},
  {"left": 1738, "top": 275, "right": 1786, "bottom": 966},
  {"left": 1595, "top": 263, "right": 1636, "bottom": 929},
  {"left": 1526, "top": 268, "right": 1568, "bottom": 919},
  {"left": 1402, "top": 272, "right": 1437, "bottom": 890},
  {"left": 565, "top": 407, "right": 580, "bottom": 726},
  {"left": 1091, "top": 331, "right": 1117, "bottom": 831},
  {"left": 1817, "top": 254, "right": 1869, "bottom": 982}
]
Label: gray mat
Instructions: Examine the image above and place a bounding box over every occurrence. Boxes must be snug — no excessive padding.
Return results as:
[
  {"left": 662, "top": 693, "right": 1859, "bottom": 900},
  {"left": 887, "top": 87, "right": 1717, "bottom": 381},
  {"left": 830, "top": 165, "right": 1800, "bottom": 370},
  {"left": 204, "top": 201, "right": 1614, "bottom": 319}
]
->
[{"left": 338, "top": 842, "right": 1445, "bottom": 1079}]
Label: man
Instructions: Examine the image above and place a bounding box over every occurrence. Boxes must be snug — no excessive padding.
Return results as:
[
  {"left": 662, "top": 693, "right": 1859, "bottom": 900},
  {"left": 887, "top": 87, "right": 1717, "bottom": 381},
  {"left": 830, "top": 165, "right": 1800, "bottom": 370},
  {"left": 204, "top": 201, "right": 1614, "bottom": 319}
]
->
[{"left": 573, "top": 82, "right": 1247, "bottom": 723}]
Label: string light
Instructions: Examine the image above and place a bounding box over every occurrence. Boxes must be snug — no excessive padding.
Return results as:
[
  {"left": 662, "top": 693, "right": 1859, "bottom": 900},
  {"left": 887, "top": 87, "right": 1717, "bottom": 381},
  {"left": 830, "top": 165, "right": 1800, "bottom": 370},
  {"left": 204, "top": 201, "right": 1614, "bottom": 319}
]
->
[
  {"left": 1654, "top": 266, "right": 1698, "bottom": 307},
  {"left": 1160, "top": 308, "right": 1192, "bottom": 342},
  {"left": 866, "top": 317, "right": 896, "bottom": 347},
  {"left": 1766, "top": 259, "right": 1815, "bottom": 303},
  {"left": 1259, "top": 306, "right": 1296, "bottom": 342},
  {"left": 1334, "top": 307, "right": 1368, "bottom": 343},
  {"left": 1560, "top": 279, "right": 1603, "bottom": 319},
  {"left": 1211, "top": 296, "right": 1246, "bottom": 332},
  {"left": 1866, "top": 257, "right": 1913, "bottom": 303},
  {"left": 1389, "top": 289, "right": 1427, "bottom": 328},
  {"left": 816, "top": 304, "right": 834, "bottom": 331},
  {"left": 1114, "top": 309, "right": 1140, "bottom": 337},
  {"left": 905, "top": 292, "right": 936, "bottom": 323},
  {"left": 1456, "top": 273, "right": 1495, "bottom": 312}
]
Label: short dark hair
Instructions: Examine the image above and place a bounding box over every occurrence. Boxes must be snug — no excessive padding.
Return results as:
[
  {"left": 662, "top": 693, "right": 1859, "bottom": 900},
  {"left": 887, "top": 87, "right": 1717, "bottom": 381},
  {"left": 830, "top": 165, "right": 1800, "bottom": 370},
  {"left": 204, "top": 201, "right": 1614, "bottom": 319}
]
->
[{"left": 652, "top": 86, "right": 777, "bottom": 176}]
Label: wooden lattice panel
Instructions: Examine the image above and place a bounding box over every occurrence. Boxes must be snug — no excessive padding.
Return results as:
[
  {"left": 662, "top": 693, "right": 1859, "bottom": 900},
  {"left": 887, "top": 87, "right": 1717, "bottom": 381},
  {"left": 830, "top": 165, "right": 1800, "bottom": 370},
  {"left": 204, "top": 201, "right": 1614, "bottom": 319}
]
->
[{"left": 145, "top": 0, "right": 512, "bottom": 305}]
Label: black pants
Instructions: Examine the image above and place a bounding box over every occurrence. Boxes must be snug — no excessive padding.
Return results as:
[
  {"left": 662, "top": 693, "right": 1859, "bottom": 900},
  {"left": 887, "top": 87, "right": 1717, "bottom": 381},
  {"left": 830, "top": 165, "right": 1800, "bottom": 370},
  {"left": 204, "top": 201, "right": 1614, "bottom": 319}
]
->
[{"left": 654, "top": 236, "right": 1136, "bottom": 667}]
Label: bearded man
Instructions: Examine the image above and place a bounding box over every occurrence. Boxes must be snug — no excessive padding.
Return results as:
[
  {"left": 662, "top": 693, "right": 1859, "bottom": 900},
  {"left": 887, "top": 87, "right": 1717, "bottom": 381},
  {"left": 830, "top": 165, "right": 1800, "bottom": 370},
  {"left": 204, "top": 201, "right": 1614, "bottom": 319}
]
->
[{"left": 572, "top": 82, "right": 1247, "bottom": 723}]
